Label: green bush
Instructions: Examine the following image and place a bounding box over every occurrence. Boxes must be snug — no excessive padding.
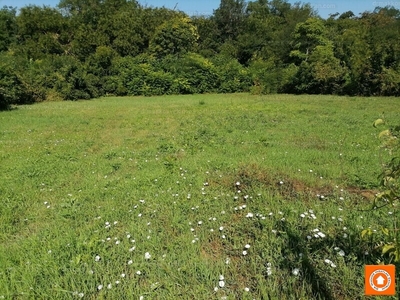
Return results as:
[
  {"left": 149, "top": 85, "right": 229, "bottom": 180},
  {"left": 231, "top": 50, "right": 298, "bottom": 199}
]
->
[
  {"left": 141, "top": 69, "right": 174, "bottom": 96},
  {"left": 52, "top": 56, "right": 101, "bottom": 100},
  {"left": 378, "top": 67, "right": 400, "bottom": 96},
  {"left": 0, "top": 54, "right": 38, "bottom": 109},
  {"left": 160, "top": 53, "right": 218, "bottom": 94},
  {"left": 212, "top": 55, "right": 252, "bottom": 93},
  {"left": 110, "top": 56, "right": 175, "bottom": 96},
  {"left": 110, "top": 53, "right": 220, "bottom": 96},
  {"left": 248, "top": 59, "right": 280, "bottom": 94},
  {"left": 0, "top": 66, "right": 24, "bottom": 109},
  {"left": 170, "top": 78, "right": 193, "bottom": 94},
  {"left": 103, "top": 75, "right": 123, "bottom": 95}
]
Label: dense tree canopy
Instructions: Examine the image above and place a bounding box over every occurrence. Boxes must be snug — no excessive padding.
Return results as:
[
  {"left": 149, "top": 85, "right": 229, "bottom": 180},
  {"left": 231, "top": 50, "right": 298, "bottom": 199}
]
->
[
  {"left": 1, "top": 0, "right": 400, "bottom": 109},
  {"left": 0, "top": 6, "right": 17, "bottom": 52},
  {"left": 149, "top": 16, "right": 199, "bottom": 58}
]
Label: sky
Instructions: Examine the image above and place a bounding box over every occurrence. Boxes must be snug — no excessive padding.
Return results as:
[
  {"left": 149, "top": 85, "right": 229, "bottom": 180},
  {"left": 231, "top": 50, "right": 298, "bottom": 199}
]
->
[{"left": 0, "top": 0, "right": 394, "bottom": 19}]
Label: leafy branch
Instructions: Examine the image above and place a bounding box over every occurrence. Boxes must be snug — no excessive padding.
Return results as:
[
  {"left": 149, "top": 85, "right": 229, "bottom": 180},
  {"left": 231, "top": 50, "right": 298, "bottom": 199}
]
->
[{"left": 368, "top": 118, "right": 400, "bottom": 262}]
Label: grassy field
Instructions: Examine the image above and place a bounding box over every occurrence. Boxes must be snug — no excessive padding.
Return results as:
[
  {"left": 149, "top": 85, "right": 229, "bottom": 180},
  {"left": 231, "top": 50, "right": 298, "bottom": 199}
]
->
[{"left": 0, "top": 93, "right": 399, "bottom": 299}]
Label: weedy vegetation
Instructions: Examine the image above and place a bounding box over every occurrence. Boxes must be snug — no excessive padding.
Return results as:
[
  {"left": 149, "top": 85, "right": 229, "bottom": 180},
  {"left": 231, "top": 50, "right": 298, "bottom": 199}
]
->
[{"left": 0, "top": 93, "right": 399, "bottom": 299}]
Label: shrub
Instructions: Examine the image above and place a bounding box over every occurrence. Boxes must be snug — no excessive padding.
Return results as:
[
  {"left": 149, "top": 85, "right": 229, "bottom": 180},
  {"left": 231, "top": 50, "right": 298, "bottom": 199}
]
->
[
  {"left": 212, "top": 55, "right": 252, "bottom": 93},
  {"left": 378, "top": 67, "right": 400, "bottom": 96},
  {"left": 248, "top": 59, "right": 280, "bottom": 94},
  {"left": 52, "top": 56, "right": 100, "bottom": 100},
  {"left": 0, "top": 67, "right": 22, "bottom": 109},
  {"left": 110, "top": 56, "right": 175, "bottom": 96},
  {"left": 0, "top": 54, "right": 37, "bottom": 109},
  {"left": 362, "top": 119, "right": 400, "bottom": 262},
  {"left": 160, "top": 53, "right": 218, "bottom": 94}
]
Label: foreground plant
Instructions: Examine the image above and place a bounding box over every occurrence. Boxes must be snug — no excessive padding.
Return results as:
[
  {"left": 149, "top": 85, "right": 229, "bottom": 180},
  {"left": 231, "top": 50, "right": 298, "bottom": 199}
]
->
[{"left": 363, "top": 118, "right": 400, "bottom": 262}]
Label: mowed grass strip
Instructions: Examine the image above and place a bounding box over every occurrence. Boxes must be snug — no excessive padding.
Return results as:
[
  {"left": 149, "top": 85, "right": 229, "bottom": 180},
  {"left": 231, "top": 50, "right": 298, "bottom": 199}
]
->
[{"left": 0, "top": 94, "right": 399, "bottom": 299}]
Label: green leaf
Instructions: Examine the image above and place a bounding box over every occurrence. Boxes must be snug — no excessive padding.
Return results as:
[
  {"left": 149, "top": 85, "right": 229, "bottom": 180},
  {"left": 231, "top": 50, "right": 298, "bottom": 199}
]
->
[
  {"left": 382, "top": 244, "right": 395, "bottom": 254},
  {"left": 394, "top": 249, "right": 400, "bottom": 262},
  {"left": 379, "top": 129, "right": 391, "bottom": 138},
  {"left": 381, "top": 227, "right": 390, "bottom": 236},
  {"left": 361, "top": 229, "right": 372, "bottom": 238},
  {"left": 373, "top": 118, "right": 385, "bottom": 128}
]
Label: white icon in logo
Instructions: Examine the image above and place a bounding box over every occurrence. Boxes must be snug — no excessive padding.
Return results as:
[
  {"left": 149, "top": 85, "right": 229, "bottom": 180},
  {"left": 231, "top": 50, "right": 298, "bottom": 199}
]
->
[{"left": 369, "top": 269, "right": 391, "bottom": 292}]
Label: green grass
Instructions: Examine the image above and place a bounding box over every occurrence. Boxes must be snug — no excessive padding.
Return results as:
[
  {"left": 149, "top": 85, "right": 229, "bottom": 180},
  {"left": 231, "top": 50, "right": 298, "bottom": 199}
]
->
[{"left": 0, "top": 93, "right": 399, "bottom": 299}]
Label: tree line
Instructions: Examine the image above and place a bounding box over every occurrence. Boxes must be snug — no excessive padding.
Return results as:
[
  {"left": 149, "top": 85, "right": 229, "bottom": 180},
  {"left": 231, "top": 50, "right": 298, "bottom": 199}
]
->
[{"left": 1, "top": 0, "right": 400, "bottom": 109}]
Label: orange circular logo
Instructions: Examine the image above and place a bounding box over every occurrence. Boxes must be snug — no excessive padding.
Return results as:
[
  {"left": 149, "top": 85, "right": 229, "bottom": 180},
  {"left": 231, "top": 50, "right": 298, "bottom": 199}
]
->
[{"left": 369, "top": 269, "right": 392, "bottom": 292}]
